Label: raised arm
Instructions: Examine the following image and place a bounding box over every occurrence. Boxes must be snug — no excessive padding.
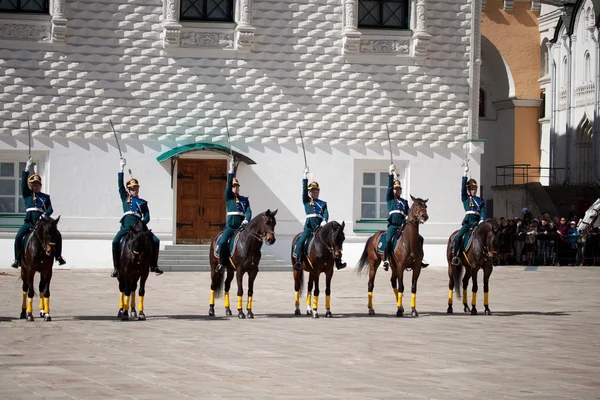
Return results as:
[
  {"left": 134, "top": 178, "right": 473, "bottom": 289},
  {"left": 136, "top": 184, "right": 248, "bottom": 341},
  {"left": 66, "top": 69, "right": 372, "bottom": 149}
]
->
[
  {"left": 21, "top": 170, "right": 31, "bottom": 198},
  {"left": 461, "top": 175, "right": 468, "bottom": 202},
  {"left": 118, "top": 172, "right": 127, "bottom": 202}
]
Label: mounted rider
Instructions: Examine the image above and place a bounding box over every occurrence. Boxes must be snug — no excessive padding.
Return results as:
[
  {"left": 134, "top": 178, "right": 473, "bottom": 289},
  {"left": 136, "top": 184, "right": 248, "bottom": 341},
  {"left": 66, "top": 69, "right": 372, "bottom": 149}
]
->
[
  {"left": 293, "top": 166, "right": 347, "bottom": 271},
  {"left": 215, "top": 156, "right": 252, "bottom": 274},
  {"left": 111, "top": 157, "right": 162, "bottom": 277},
  {"left": 451, "top": 164, "right": 486, "bottom": 265},
  {"left": 382, "top": 163, "right": 428, "bottom": 271},
  {"left": 12, "top": 156, "right": 66, "bottom": 269}
]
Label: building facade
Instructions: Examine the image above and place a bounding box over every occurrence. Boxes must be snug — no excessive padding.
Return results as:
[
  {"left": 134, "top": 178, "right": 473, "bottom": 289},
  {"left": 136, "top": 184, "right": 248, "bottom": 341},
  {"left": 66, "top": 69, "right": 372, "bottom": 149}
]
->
[{"left": 0, "top": 0, "right": 484, "bottom": 268}]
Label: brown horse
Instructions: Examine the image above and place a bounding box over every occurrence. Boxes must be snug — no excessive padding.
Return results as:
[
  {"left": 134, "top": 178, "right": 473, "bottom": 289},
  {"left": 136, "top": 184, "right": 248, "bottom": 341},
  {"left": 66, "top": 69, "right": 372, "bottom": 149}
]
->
[
  {"left": 356, "top": 196, "right": 429, "bottom": 317},
  {"left": 209, "top": 210, "right": 277, "bottom": 318},
  {"left": 117, "top": 220, "right": 154, "bottom": 321},
  {"left": 446, "top": 218, "right": 500, "bottom": 315},
  {"left": 291, "top": 221, "right": 346, "bottom": 318},
  {"left": 19, "top": 216, "right": 62, "bottom": 322}
]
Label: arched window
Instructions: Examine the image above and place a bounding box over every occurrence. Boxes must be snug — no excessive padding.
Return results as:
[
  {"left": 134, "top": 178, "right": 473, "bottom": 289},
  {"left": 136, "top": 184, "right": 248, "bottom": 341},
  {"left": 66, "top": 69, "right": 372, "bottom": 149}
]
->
[
  {"left": 540, "top": 90, "right": 546, "bottom": 119},
  {"left": 540, "top": 39, "right": 549, "bottom": 76},
  {"left": 584, "top": 52, "right": 591, "bottom": 81},
  {"left": 562, "top": 56, "right": 568, "bottom": 86},
  {"left": 479, "top": 89, "right": 486, "bottom": 118}
]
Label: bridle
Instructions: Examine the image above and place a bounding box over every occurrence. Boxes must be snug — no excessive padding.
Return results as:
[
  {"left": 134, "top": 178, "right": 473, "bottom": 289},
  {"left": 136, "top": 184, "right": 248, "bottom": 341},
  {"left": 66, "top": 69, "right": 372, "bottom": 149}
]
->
[
  {"left": 240, "top": 218, "right": 275, "bottom": 245},
  {"left": 315, "top": 223, "right": 344, "bottom": 256},
  {"left": 34, "top": 219, "right": 57, "bottom": 255}
]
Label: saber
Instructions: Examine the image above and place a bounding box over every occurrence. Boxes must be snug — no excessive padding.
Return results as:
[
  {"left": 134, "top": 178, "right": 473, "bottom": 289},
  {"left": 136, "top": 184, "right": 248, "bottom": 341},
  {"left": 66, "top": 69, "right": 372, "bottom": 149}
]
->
[
  {"left": 109, "top": 119, "right": 123, "bottom": 158},
  {"left": 385, "top": 123, "right": 393, "bottom": 165},
  {"left": 224, "top": 118, "right": 233, "bottom": 158},
  {"left": 27, "top": 116, "right": 32, "bottom": 157},
  {"left": 299, "top": 128, "right": 307, "bottom": 168},
  {"left": 462, "top": 142, "right": 470, "bottom": 171}
]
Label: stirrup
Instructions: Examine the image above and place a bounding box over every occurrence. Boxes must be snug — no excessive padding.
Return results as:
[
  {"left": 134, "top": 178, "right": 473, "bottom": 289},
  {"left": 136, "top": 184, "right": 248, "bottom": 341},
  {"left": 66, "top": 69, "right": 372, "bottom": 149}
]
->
[
  {"left": 293, "top": 261, "right": 302, "bottom": 272},
  {"left": 382, "top": 260, "right": 389, "bottom": 271},
  {"left": 111, "top": 269, "right": 118, "bottom": 278},
  {"left": 11, "top": 259, "right": 19, "bottom": 269},
  {"left": 57, "top": 256, "right": 66, "bottom": 266},
  {"left": 451, "top": 256, "right": 460, "bottom": 266},
  {"left": 153, "top": 266, "right": 163, "bottom": 276},
  {"left": 421, "top": 261, "right": 429, "bottom": 268},
  {"left": 215, "top": 264, "right": 224, "bottom": 274}
]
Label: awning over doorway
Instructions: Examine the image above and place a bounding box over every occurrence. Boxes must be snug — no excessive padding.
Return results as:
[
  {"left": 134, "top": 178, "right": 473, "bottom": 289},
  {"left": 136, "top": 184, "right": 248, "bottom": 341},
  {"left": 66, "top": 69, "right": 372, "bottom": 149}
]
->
[{"left": 156, "top": 143, "right": 256, "bottom": 165}]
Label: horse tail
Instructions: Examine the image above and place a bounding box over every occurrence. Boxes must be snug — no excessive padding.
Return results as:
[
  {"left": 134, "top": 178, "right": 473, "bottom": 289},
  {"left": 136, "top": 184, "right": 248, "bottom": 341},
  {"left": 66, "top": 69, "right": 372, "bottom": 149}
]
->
[
  {"left": 454, "top": 264, "right": 463, "bottom": 299},
  {"left": 214, "top": 270, "right": 225, "bottom": 298},
  {"left": 356, "top": 234, "right": 374, "bottom": 276}
]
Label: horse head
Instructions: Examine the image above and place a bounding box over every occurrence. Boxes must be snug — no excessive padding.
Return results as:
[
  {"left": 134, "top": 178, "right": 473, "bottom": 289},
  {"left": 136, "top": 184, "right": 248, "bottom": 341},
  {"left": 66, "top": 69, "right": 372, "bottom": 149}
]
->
[
  {"left": 39, "top": 215, "right": 61, "bottom": 256},
  {"left": 129, "top": 221, "right": 152, "bottom": 265},
  {"left": 474, "top": 218, "right": 501, "bottom": 259},
  {"left": 409, "top": 195, "right": 429, "bottom": 224},
  {"left": 251, "top": 209, "right": 277, "bottom": 245},
  {"left": 321, "top": 221, "right": 345, "bottom": 259},
  {"left": 578, "top": 198, "right": 600, "bottom": 237}
]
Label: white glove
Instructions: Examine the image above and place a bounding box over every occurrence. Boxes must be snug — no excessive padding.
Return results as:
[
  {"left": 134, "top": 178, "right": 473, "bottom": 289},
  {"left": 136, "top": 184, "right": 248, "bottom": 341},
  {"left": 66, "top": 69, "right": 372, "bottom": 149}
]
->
[
  {"left": 389, "top": 164, "right": 396, "bottom": 174},
  {"left": 229, "top": 159, "right": 235, "bottom": 174},
  {"left": 303, "top": 166, "right": 310, "bottom": 179},
  {"left": 320, "top": 221, "right": 327, "bottom": 227},
  {"left": 120, "top": 157, "right": 127, "bottom": 172},
  {"left": 241, "top": 220, "right": 248, "bottom": 226},
  {"left": 464, "top": 166, "right": 469, "bottom": 175},
  {"left": 25, "top": 156, "right": 33, "bottom": 172}
]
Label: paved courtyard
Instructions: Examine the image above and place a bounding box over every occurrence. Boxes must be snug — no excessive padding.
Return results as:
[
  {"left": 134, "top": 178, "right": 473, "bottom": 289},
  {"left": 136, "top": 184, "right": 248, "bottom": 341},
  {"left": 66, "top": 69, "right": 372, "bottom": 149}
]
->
[{"left": 0, "top": 266, "right": 599, "bottom": 400}]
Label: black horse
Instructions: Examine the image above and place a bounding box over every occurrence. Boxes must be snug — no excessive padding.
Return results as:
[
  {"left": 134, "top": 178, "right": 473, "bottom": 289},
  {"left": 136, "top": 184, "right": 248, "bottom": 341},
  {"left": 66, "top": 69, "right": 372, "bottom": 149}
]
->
[
  {"left": 446, "top": 218, "right": 501, "bottom": 315},
  {"left": 117, "top": 220, "right": 154, "bottom": 321},
  {"left": 20, "top": 216, "right": 62, "bottom": 322},
  {"left": 209, "top": 210, "right": 277, "bottom": 318},
  {"left": 291, "top": 221, "right": 346, "bottom": 318}
]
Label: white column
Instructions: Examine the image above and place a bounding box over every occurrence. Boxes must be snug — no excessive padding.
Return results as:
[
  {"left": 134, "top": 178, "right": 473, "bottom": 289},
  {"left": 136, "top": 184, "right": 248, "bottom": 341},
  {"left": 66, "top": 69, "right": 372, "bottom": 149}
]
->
[
  {"left": 235, "top": 0, "right": 255, "bottom": 52},
  {"left": 413, "top": 0, "right": 432, "bottom": 60},
  {"left": 342, "top": 0, "right": 361, "bottom": 55},
  {"left": 162, "top": 0, "right": 182, "bottom": 48},
  {"left": 51, "top": 0, "right": 67, "bottom": 43}
]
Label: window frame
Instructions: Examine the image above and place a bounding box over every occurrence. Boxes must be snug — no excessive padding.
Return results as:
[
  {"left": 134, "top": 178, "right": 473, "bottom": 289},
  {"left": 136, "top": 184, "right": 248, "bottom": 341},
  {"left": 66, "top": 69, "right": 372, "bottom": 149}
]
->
[
  {"left": 179, "top": 0, "right": 234, "bottom": 23},
  {"left": 0, "top": 0, "right": 50, "bottom": 14},
  {"left": 357, "top": 0, "right": 411, "bottom": 30},
  {"left": 360, "top": 170, "right": 389, "bottom": 220},
  {"left": 0, "top": 160, "right": 27, "bottom": 214}
]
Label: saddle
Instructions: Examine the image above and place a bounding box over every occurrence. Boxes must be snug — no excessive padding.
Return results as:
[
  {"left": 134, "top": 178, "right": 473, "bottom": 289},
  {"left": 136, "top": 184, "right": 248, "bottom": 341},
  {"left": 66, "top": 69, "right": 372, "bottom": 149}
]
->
[
  {"left": 376, "top": 228, "right": 403, "bottom": 256},
  {"left": 293, "top": 232, "right": 315, "bottom": 259},
  {"left": 21, "top": 228, "right": 34, "bottom": 252},
  {"left": 459, "top": 228, "right": 476, "bottom": 253},
  {"left": 213, "top": 230, "right": 242, "bottom": 259}
]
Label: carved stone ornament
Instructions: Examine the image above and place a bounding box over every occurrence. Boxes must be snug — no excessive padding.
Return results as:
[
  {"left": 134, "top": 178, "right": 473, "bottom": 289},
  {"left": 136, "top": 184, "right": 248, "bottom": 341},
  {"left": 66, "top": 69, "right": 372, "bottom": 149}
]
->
[
  {"left": 235, "top": 26, "right": 255, "bottom": 52},
  {"left": 0, "top": 24, "right": 50, "bottom": 41},
  {"left": 360, "top": 39, "right": 409, "bottom": 54},
  {"left": 181, "top": 32, "right": 233, "bottom": 49}
]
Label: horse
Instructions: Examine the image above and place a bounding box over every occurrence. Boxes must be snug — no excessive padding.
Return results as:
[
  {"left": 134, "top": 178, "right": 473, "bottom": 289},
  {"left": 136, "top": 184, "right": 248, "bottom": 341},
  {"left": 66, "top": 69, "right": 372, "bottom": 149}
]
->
[
  {"left": 116, "top": 220, "right": 155, "bottom": 321},
  {"left": 19, "top": 216, "right": 62, "bottom": 322},
  {"left": 445, "top": 218, "right": 501, "bottom": 315},
  {"left": 291, "top": 220, "right": 346, "bottom": 318},
  {"left": 356, "top": 196, "right": 429, "bottom": 317},
  {"left": 577, "top": 198, "right": 600, "bottom": 237},
  {"left": 208, "top": 209, "right": 277, "bottom": 318}
]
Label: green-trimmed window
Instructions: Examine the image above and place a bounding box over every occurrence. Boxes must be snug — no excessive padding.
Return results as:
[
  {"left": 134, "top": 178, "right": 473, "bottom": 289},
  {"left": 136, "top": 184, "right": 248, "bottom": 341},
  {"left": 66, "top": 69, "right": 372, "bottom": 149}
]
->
[
  {"left": 361, "top": 172, "right": 388, "bottom": 219},
  {"left": 0, "top": 162, "right": 26, "bottom": 214},
  {"left": 358, "top": 0, "right": 410, "bottom": 29},
  {"left": 180, "top": 0, "right": 234, "bottom": 22}
]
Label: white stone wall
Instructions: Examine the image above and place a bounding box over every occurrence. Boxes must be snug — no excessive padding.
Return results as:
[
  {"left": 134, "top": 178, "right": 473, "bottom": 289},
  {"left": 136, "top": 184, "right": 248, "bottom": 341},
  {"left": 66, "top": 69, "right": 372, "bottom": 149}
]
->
[{"left": 0, "top": 0, "right": 477, "bottom": 268}]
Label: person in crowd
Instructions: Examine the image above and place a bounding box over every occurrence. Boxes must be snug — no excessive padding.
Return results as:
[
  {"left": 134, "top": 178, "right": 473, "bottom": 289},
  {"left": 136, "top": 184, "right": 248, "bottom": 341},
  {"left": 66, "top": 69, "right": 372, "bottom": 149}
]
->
[
  {"left": 525, "top": 218, "right": 538, "bottom": 265},
  {"left": 513, "top": 217, "right": 526, "bottom": 265}
]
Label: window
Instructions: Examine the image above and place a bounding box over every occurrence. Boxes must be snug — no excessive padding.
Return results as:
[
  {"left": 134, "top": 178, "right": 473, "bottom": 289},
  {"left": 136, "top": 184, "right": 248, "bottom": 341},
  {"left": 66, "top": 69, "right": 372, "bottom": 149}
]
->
[
  {"left": 358, "top": 0, "right": 410, "bottom": 29},
  {"left": 0, "top": 0, "right": 49, "bottom": 13},
  {"left": 562, "top": 56, "right": 568, "bottom": 86},
  {"left": 360, "top": 172, "right": 388, "bottom": 219},
  {"left": 479, "top": 89, "right": 486, "bottom": 118},
  {"left": 180, "top": 0, "right": 234, "bottom": 22},
  {"left": 540, "top": 38, "right": 549, "bottom": 76},
  {"left": 540, "top": 90, "right": 546, "bottom": 119},
  {"left": 584, "top": 52, "right": 591, "bottom": 81},
  {"left": 0, "top": 161, "right": 26, "bottom": 214}
]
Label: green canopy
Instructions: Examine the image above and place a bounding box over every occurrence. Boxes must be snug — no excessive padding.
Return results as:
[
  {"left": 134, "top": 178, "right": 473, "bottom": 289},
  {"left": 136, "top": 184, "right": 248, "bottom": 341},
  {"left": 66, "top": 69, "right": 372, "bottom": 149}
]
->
[{"left": 156, "top": 143, "right": 256, "bottom": 164}]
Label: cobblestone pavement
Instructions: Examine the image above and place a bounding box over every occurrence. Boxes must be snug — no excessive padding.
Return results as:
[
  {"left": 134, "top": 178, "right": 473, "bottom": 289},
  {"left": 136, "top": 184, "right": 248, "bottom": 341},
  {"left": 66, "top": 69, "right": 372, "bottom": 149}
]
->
[{"left": 0, "top": 266, "right": 599, "bottom": 400}]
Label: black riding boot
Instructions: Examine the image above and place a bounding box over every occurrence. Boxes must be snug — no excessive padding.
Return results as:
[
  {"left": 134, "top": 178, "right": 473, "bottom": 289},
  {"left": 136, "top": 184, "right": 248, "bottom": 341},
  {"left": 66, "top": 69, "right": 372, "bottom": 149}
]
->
[
  {"left": 215, "top": 254, "right": 226, "bottom": 274},
  {"left": 382, "top": 246, "right": 390, "bottom": 271},
  {"left": 55, "top": 239, "right": 66, "bottom": 265},
  {"left": 150, "top": 248, "right": 163, "bottom": 275},
  {"left": 111, "top": 246, "right": 119, "bottom": 278},
  {"left": 335, "top": 257, "right": 347, "bottom": 270},
  {"left": 293, "top": 255, "right": 302, "bottom": 272},
  {"left": 11, "top": 259, "right": 19, "bottom": 269},
  {"left": 451, "top": 245, "right": 460, "bottom": 266}
]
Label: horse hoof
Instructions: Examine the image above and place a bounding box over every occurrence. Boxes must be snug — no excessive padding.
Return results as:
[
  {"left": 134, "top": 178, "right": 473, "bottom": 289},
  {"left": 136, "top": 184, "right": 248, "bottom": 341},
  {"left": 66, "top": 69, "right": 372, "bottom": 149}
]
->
[
  {"left": 117, "top": 308, "right": 123, "bottom": 318},
  {"left": 208, "top": 307, "right": 215, "bottom": 317},
  {"left": 20, "top": 309, "right": 26, "bottom": 319},
  {"left": 447, "top": 305, "right": 453, "bottom": 314},
  {"left": 325, "top": 310, "right": 332, "bottom": 318},
  {"left": 294, "top": 309, "right": 301, "bottom": 316},
  {"left": 26, "top": 313, "right": 34, "bottom": 322},
  {"left": 396, "top": 310, "right": 404, "bottom": 317},
  {"left": 306, "top": 309, "right": 312, "bottom": 316},
  {"left": 225, "top": 307, "right": 232, "bottom": 316},
  {"left": 138, "top": 311, "right": 146, "bottom": 321},
  {"left": 39, "top": 311, "right": 45, "bottom": 318},
  {"left": 484, "top": 307, "right": 492, "bottom": 316},
  {"left": 238, "top": 310, "right": 246, "bottom": 319},
  {"left": 121, "top": 311, "right": 129, "bottom": 321},
  {"left": 130, "top": 308, "right": 137, "bottom": 319},
  {"left": 411, "top": 308, "right": 419, "bottom": 318},
  {"left": 471, "top": 307, "right": 478, "bottom": 315},
  {"left": 463, "top": 304, "right": 470, "bottom": 313},
  {"left": 44, "top": 314, "right": 52, "bottom": 322},
  {"left": 368, "top": 308, "right": 375, "bottom": 315},
  {"left": 313, "top": 312, "right": 319, "bottom": 319},
  {"left": 247, "top": 310, "right": 254, "bottom": 319}
]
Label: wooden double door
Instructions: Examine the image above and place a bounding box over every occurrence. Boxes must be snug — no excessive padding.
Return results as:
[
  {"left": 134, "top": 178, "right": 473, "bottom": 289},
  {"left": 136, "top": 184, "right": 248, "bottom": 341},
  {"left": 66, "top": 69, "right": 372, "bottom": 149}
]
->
[{"left": 176, "top": 159, "right": 227, "bottom": 244}]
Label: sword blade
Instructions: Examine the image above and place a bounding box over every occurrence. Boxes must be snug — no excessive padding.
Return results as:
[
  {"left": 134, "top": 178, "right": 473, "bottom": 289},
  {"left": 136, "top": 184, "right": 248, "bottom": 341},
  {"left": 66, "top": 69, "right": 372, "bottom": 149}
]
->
[
  {"left": 224, "top": 118, "right": 233, "bottom": 157},
  {"left": 299, "top": 128, "right": 307, "bottom": 167},
  {"left": 27, "top": 116, "right": 32, "bottom": 157},
  {"left": 109, "top": 119, "right": 123, "bottom": 158},
  {"left": 385, "top": 123, "right": 393, "bottom": 165}
]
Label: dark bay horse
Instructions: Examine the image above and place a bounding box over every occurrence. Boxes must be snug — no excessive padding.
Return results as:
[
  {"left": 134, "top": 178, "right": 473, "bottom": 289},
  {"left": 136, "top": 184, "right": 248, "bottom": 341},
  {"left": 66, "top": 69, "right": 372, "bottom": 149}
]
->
[
  {"left": 291, "top": 221, "right": 346, "bottom": 318},
  {"left": 117, "top": 220, "right": 154, "bottom": 321},
  {"left": 446, "top": 218, "right": 500, "bottom": 315},
  {"left": 356, "top": 196, "right": 429, "bottom": 317},
  {"left": 209, "top": 210, "right": 277, "bottom": 318},
  {"left": 20, "top": 216, "right": 62, "bottom": 322}
]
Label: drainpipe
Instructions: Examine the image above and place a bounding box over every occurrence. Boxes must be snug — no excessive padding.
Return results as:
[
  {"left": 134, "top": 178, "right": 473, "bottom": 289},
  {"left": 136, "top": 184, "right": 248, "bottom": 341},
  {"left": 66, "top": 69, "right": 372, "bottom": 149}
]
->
[
  {"left": 590, "top": 25, "right": 600, "bottom": 187},
  {"left": 547, "top": 41, "right": 557, "bottom": 184},
  {"left": 561, "top": 34, "right": 573, "bottom": 185}
]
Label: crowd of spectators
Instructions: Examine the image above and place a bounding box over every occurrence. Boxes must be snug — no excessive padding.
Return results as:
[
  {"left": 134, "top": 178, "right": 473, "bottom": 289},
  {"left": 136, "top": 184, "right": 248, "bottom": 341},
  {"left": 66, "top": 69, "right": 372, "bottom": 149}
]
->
[{"left": 494, "top": 206, "right": 600, "bottom": 266}]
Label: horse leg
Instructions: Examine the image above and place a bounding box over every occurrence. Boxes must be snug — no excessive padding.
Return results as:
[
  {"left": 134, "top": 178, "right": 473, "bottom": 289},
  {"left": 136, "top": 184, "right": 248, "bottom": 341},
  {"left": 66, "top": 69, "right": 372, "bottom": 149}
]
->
[
  {"left": 130, "top": 280, "right": 138, "bottom": 319},
  {"left": 306, "top": 273, "right": 314, "bottom": 316},
  {"left": 447, "top": 263, "right": 454, "bottom": 314},
  {"left": 138, "top": 272, "right": 148, "bottom": 321},
  {"left": 40, "top": 269, "right": 52, "bottom": 322},
  {"left": 410, "top": 268, "right": 421, "bottom": 318},
  {"left": 236, "top": 270, "right": 246, "bottom": 319},
  {"left": 224, "top": 268, "right": 234, "bottom": 316},
  {"left": 20, "top": 278, "right": 27, "bottom": 319},
  {"left": 121, "top": 281, "right": 131, "bottom": 321},
  {"left": 470, "top": 268, "right": 479, "bottom": 315},
  {"left": 293, "top": 269, "right": 302, "bottom": 316},
  {"left": 324, "top": 267, "right": 333, "bottom": 318},
  {"left": 367, "top": 261, "right": 377, "bottom": 315},
  {"left": 396, "top": 269, "right": 405, "bottom": 317},
  {"left": 483, "top": 265, "right": 493, "bottom": 315},
  {"left": 25, "top": 269, "right": 35, "bottom": 322},
  {"left": 312, "top": 272, "right": 320, "bottom": 319},
  {"left": 246, "top": 269, "right": 258, "bottom": 319},
  {"left": 462, "top": 267, "right": 471, "bottom": 313}
]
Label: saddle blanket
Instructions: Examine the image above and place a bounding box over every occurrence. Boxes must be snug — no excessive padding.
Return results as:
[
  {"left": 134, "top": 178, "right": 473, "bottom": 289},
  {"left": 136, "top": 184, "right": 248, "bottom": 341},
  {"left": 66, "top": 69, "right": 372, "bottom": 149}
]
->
[
  {"left": 376, "top": 232, "right": 401, "bottom": 255},
  {"left": 213, "top": 231, "right": 241, "bottom": 259},
  {"left": 292, "top": 234, "right": 315, "bottom": 259}
]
